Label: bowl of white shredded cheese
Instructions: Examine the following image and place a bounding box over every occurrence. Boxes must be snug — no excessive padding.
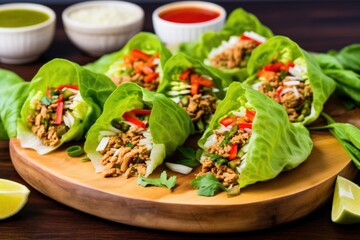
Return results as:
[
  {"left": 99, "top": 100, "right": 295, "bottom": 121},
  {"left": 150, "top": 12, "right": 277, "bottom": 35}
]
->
[{"left": 62, "top": 1, "right": 144, "bottom": 56}]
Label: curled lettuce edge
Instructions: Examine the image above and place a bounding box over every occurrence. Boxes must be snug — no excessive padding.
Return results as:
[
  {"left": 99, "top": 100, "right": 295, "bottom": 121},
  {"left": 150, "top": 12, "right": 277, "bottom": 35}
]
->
[
  {"left": 245, "top": 35, "right": 336, "bottom": 125},
  {"left": 0, "top": 69, "right": 29, "bottom": 140},
  {"left": 198, "top": 82, "right": 313, "bottom": 188},
  {"left": 84, "top": 82, "right": 194, "bottom": 177},
  {"left": 17, "top": 58, "right": 116, "bottom": 155},
  {"left": 83, "top": 31, "right": 172, "bottom": 85}
]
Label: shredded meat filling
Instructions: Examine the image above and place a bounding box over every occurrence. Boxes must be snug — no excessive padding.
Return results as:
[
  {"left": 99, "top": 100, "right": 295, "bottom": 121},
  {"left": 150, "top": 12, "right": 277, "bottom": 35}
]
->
[
  {"left": 27, "top": 98, "right": 69, "bottom": 147},
  {"left": 111, "top": 73, "right": 159, "bottom": 92},
  {"left": 258, "top": 73, "right": 313, "bottom": 122},
  {"left": 209, "top": 39, "right": 257, "bottom": 69},
  {"left": 179, "top": 94, "right": 217, "bottom": 122},
  {"left": 100, "top": 126, "right": 150, "bottom": 178},
  {"left": 196, "top": 126, "right": 251, "bottom": 187}
]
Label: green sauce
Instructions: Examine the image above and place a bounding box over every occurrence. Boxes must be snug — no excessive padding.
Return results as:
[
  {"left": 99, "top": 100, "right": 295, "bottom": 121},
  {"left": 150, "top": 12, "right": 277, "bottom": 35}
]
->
[{"left": 0, "top": 9, "right": 49, "bottom": 28}]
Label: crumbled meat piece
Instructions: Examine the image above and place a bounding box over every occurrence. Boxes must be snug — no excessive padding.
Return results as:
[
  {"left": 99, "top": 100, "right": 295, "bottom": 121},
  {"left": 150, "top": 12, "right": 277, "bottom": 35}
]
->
[
  {"left": 196, "top": 158, "right": 239, "bottom": 187},
  {"left": 258, "top": 71, "right": 313, "bottom": 122},
  {"left": 179, "top": 94, "right": 217, "bottom": 122},
  {"left": 27, "top": 96, "right": 71, "bottom": 147},
  {"left": 209, "top": 39, "right": 258, "bottom": 69},
  {"left": 100, "top": 127, "right": 151, "bottom": 178}
]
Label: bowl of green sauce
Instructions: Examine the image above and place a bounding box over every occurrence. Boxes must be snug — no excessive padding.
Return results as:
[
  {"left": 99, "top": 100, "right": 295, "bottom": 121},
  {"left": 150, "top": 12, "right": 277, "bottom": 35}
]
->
[{"left": 0, "top": 3, "right": 56, "bottom": 64}]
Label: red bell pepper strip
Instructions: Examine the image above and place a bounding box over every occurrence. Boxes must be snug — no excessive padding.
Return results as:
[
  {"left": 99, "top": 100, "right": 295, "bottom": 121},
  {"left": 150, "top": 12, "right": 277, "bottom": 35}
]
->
[
  {"left": 190, "top": 82, "right": 199, "bottom": 95},
  {"left": 179, "top": 68, "right": 191, "bottom": 81},
  {"left": 122, "top": 112, "right": 147, "bottom": 129},
  {"left": 246, "top": 109, "right": 256, "bottom": 122},
  {"left": 130, "top": 49, "right": 151, "bottom": 61},
  {"left": 143, "top": 72, "right": 159, "bottom": 83},
  {"left": 130, "top": 109, "right": 152, "bottom": 115},
  {"left": 220, "top": 116, "right": 237, "bottom": 127},
  {"left": 229, "top": 144, "right": 238, "bottom": 160},
  {"left": 238, "top": 123, "right": 252, "bottom": 129},
  {"left": 55, "top": 93, "right": 64, "bottom": 125}
]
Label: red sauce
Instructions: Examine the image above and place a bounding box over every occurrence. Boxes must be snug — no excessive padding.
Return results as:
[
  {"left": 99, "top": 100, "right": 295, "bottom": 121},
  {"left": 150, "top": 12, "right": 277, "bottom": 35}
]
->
[{"left": 159, "top": 7, "right": 220, "bottom": 24}]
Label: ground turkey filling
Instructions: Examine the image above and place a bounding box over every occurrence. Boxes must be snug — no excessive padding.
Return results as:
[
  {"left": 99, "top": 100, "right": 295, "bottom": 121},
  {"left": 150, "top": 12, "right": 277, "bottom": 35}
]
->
[
  {"left": 256, "top": 61, "right": 313, "bottom": 122},
  {"left": 180, "top": 94, "right": 217, "bottom": 123},
  {"left": 27, "top": 87, "right": 78, "bottom": 147},
  {"left": 171, "top": 68, "right": 217, "bottom": 124},
  {"left": 196, "top": 112, "right": 253, "bottom": 187},
  {"left": 207, "top": 36, "right": 259, "bottom": 69},
  {"left": 107, "top": 49, "right": 160, "bottom": 91},
  {"left": 99, "top": 127, "right": 150, "bottom": 178}
]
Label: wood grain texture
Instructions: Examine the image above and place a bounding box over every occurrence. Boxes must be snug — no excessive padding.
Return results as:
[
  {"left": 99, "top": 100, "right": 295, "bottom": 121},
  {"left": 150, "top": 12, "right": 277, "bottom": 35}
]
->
[{"left": 9, "top": 131, "right": 358, "bottom": 233}]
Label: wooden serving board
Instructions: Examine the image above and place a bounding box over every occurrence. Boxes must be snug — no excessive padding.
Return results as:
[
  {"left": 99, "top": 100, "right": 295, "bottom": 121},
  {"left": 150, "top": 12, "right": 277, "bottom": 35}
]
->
[{"left": 9, "top": 132, "right": 358, "bottom": 233}]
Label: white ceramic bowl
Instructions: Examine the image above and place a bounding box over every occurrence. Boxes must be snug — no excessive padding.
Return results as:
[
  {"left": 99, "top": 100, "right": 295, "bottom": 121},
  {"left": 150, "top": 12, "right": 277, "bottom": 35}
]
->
[
  {"left": 0, "top": 3, "right": 56, "bottom": 64},
  {"left": 152, "top": 1, "right": 226, "bottom": 45},
  {"left": 62, "top": 1, "right": 144, "bottom": 57}
]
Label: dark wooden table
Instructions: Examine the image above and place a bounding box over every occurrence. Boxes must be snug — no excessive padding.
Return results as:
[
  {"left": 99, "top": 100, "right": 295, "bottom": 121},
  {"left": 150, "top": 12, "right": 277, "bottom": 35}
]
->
[{"left": 1, "top": 1, "right": 360, "bottom": 239}]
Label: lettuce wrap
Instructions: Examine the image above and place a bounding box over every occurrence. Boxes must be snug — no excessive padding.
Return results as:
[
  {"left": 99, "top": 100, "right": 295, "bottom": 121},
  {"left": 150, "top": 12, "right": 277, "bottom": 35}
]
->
[
  {"left": 84, "top": 32, "right": 172, "bottom": 91},
  {"left": 17, "top": 58, "right": 116, "bottom": 155},
  {"left": 0, "top": 69, "right": 29, "bottom": 140},
  {"left": 158, "top": 52, "right": 232, "bottom": 133},
  {"left": 244, "top": 36, "right": 336, "bottom": 125},
  {"left": 179, "top": 8, "right": 273, "bottom": 81},
  {"left": 193, "top": 82, "right": 312, "bottom": 195},
  {"left": 84, "top": 82, "right": 194, "bottom": 178}
]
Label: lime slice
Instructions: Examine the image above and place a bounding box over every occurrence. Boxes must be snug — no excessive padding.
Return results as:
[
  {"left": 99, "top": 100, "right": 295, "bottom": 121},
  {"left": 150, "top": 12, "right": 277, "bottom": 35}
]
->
[
  {"left": 0, "top": 179, "right": 30, "bottom": 220},
  {"left": 331, "top": 175, "right": 360, "bottom": 224}
]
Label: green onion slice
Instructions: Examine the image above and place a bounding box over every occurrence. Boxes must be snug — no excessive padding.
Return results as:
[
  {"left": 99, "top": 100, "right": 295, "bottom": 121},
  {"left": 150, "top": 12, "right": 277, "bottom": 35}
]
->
[{"left": 66, "top": 145, "right": 84, "bottom": 157}]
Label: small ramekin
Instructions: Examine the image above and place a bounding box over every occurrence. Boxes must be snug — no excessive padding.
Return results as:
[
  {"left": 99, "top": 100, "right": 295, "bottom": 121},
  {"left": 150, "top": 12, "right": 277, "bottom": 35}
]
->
[
  {"left": 62, "top": 1, "right": 144, "bottom": 57},
  {"left": 152, "top": 1, "right": 226, "bottom": 45},
  {"left": 0, "top": 3, "right": 56, "bottom": 64}
]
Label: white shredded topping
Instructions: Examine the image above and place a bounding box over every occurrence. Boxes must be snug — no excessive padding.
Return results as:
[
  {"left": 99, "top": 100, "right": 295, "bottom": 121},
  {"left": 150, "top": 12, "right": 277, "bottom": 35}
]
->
[
  {"left": 242, "top": 31, "right": 267, "bottom": 43},
  {"left": 96, "top": 137, "right": 110, "bottom": 152}
]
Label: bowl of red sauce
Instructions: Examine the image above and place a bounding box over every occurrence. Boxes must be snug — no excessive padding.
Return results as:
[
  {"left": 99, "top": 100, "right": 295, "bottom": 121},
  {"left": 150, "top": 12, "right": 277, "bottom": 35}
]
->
[{"left": 152, "top": 1, "right": 226, "bottom": 45}]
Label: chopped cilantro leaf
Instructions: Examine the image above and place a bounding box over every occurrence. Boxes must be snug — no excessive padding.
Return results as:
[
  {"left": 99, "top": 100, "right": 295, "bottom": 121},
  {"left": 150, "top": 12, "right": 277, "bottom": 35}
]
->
[{"left": 191, "top": 173, "right": 227, "bottom": 197}]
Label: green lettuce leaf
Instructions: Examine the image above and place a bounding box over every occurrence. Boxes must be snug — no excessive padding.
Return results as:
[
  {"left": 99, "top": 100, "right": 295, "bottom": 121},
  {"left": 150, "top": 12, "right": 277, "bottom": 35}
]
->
[
  {"left": 179, "top": 8, "right": 273, "bottom": 82},
  {"left": 245, "top": 35, "right": 336, "bottom": 125},
  {"left": 84, "top": 82, "right": 193, "bottom": 176},
  {"left": 198, "top": 82, "right": 313, "bottom": 188},
  {"left": 314, "top": 47, "right": 360, "bottom": 108},
  {"left": 0, "top": 69, "right": 29, "bottom": 140},
  {"left": 328, "top": 44, "right": 360, "bottom": 74},
  {"left": 309, "top": 113, "right": 360, "bottom": 169},
  {"left": 17, "top": 58, "right": 116, "bottom": 154},
  {"left": 84, "top": 32, "right": 172, "bottom": 86}
]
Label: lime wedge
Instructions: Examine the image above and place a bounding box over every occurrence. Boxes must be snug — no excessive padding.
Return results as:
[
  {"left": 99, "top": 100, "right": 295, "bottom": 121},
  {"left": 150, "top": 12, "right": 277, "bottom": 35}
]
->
[
  {"left": 331, "top": 175, "right": 360, "bottom": 224},
  {"left": 0, "top": 179, "right": 30, "bottom": 220}
]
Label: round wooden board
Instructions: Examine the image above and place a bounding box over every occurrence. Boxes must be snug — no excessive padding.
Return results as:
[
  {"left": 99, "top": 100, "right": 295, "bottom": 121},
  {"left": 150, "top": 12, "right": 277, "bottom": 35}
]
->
[{"left": 9, "top": 131, "right": 358, "bottom": 233}]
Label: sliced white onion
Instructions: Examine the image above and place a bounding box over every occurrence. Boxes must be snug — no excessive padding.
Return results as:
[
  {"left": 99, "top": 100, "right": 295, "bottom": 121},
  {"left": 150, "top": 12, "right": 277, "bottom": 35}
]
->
[
  {"left": 165, "top": 162, "right": 193, "bottom": 175},
  {"left": 244, "top": 128, "right": 252, "bottom": 134},
  {"left": 232, "top": 111, "right": 246, "bottom": 117},
  {"left": 252, "top": 81, "right": 263, "bottom": 90},
  {"left": 204, "top": 133, "right": 217, "bottom": 148},
  {"left": 152, "top": 58, "right": 160, "bottom": 65},
  {"left": 96, "top": 137, "right": 110, "bottom": 152},
  {"left": 242, "top": 31, "right": 267, "bottom": 43},
  {"left": 63, "top": 110, "right": 74, "bottom": 128},
  {"left": 279, "top": 87, "right": 294, "bottom": 97},
  {"left": 283, "top": 80, "right": 300, "bottom": 86},
  {"left": 293, "top": 86, "right": 300, "bottom": 99},
  {"left": 139, "top": 138, "right": 152, "bottom": 146}
]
